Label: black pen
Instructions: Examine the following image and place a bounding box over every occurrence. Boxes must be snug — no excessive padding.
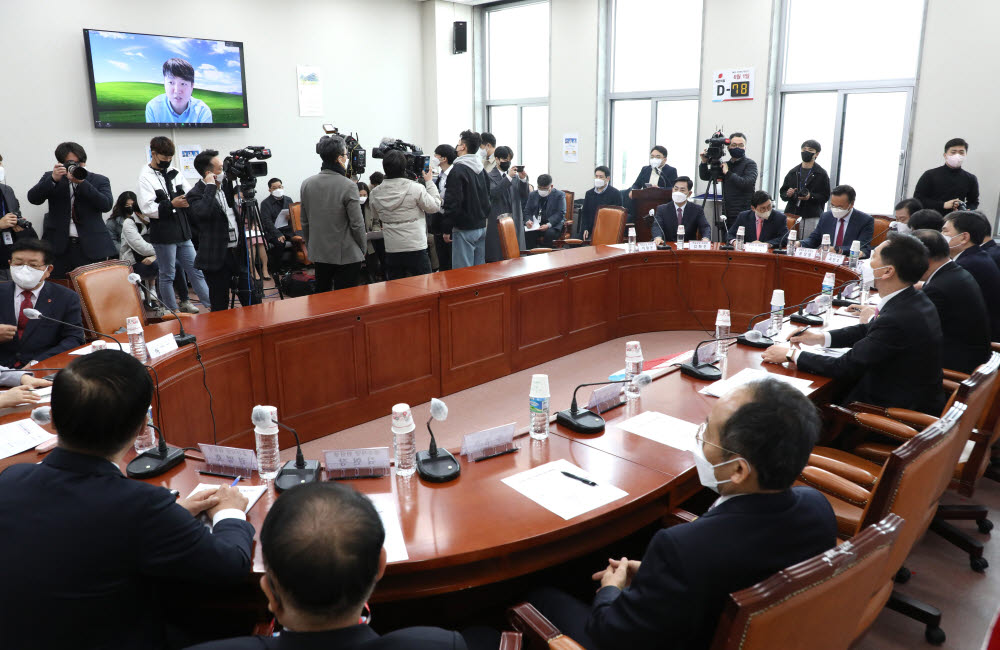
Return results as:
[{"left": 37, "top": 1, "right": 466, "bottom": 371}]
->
[
  {"left": 786, "top": 326, "right": 809, "bottom": 341},
  {"left": 198, "top": 470, "right": 240, "bottom": 480},
  {"left": 561, "top": 470, "right": 597, "bottom": 486}
]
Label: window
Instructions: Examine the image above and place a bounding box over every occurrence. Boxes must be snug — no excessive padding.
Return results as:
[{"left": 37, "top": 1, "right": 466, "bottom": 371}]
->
[
  {"left": 485, "top": 1, "right": 550, "bottom": 175},
  {"left": 774, "top": 0, "right": 924, "bottom": 214},
  {"left": 608, "top": 0, "right": 703, "bottom": 190}
]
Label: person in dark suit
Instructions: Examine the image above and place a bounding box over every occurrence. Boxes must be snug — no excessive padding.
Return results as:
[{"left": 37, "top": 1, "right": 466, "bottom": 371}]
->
[
  {"left": 965, "top": 211, "right": 1000, "bottom": 270},
  {"left": 187, "top": 150, "right": 260, "bottom": 311},
  {"left": 0, "top": 350, "right": 255, "bottom": 650},
  {"left": 778, "top": 139, "right": 831, "bottom": 232},
  {"left": 913, "top": 137, "right": 979, "bottom": 215},
  {"left": 0, "top": 238, "right": 84, "bottom": 368},
  {"left": 651, "top": 176, "right": 711, "bottom": 244},
  {"left": 727, "top": 191, "right": 788, "bottom": 248},
  {"left": 801, "top": 184, "right": 875, "bottom": 257},
  {"left": 527, "top": 379, "right": 837, "bottom": 650},
  {"left": 432, "top": 145, "right": 457, "bottom": 271},
  {"left": 907, "top": 208, "right": 945, "bottom": 232},
  {"left": 26, "top": 142, "right": 116, "bottom": 278},
  {"left": 579, "top": 166, "right": 623, "bottom": 241},
  {"left": 0, "top": 181, "right": 39, "bottom": 281},
  {"left": 485, "top": 145, "right": 530, "bottom": 262},
  {"left": 912, "top": 229, "right": 990, "bottom": 374},
  {"left": 943, "top": 210, "right": 1000, "bottom": 341},
  {"left": 628, "top": 145, "right": 678, "bottom": 198},
  {"left": 524, "top": 174, "right": 566, "bottom": 248},
  {"left": 188, "top": 482, "right": 480, "bottom": 650},
  {"left": 764, "top": 233, "right": 946, "bottom": 414}
]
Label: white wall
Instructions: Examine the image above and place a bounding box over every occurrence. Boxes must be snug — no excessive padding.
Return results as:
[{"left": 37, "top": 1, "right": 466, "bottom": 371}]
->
[
  {"left": 0, "top": 0, "right": 430, "bottom": 228},
  {"left": 422, "top": 1, "right": 476, "bottom": 148}
]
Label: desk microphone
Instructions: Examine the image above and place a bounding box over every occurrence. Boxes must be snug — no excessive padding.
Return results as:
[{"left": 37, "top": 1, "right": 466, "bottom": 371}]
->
[
  {"left": 127, "top": 363, "right": 185, "bottom": 478},
  {"left": 22, "top": 309, "right": 124, "bottom": 352},
  {"left": 416, "top": 398, "right": 460, "bottom": 483},
  {"left": 252, "top": 406, "right": 321, "bottom": 492},
  {"left": 128, "top": 273, "right": 196, "bottom": 347},
  {"left": 718, "top": 215, "right": 734, "bottom": 250},
  {"left": 556, "top": 374, "right": 653, "bottom": 434},
  {"left": 788, "top": 278, "right": 857, "bottom": 326},
  {"left": 773, "top": 216, "right": 803, "bottom": 254},
  {"left": 681, "top": 332, "right": 762, "bottom": 380}
]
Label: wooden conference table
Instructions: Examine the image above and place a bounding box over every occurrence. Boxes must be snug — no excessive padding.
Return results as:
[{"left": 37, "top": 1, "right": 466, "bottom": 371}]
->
[{"left": 0, "top": 245, "right": 860, "bottom": 603}]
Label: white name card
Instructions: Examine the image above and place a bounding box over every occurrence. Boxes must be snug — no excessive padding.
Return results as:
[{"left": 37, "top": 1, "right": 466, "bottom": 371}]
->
[
  {"left": 636, "top": 242, "right": 657, "bottom": 252},
  {"left": 744, "top": 242, "right": 769, "bottom": 254},
  {"left": 198, "top": 443, "right": 258, "bottom": 477},
  {"left": 687, "top": 240, "right": 712, "bottom": 251},
  {"left": 824, "top": 253, "right": 846, "bottom": 266},
  {"left": 324, "top": 447, "right": 391, "bottom": 479},
  {"left": 146, "top": 332, "right": 179, "bottom": 360},
  {"left": 461, "top": 422, "right": 517, "bottom": 462},
  {"left": 586, "top": 382, "right": 625, "bottom": 413},
  {"left": 794, "top": 247, "right": 818, "bottom": 260}
]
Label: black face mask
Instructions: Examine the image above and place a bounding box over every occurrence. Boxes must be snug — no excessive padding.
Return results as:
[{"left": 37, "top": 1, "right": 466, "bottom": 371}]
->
[
  {"left": 499, "top": 161, "right": 511, "bottom": 172},
  {"left": 155, "top": 158, "right": 170, "bottom": 170},
  {"left": 122, "top": 205, "right": 134, "bottom": 215},
  {"left": 800, "top": 151, "right": 815, "bottom": 163},
  {"left": 728, "top": 147, "right": 746, "bottom": 159}
]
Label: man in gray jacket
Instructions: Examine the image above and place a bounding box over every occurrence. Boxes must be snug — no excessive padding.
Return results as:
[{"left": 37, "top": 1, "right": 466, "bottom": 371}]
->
[{"left": 301, "top": 136, "right": 367, "bottom": 292}]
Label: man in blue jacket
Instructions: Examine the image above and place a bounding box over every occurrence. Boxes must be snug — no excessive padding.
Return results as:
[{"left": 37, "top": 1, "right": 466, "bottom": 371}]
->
[
  {"left": 524, "top": 174, "right": 566, "bottom": 248},
  {"left": 801, "top": 184, "right": 875, "bottom": 257}
]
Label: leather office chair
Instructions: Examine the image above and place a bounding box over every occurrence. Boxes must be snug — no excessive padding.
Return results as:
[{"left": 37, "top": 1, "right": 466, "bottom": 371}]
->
[
  {"left": 797, "top": 403, "right": 969, "bottom": 644},
  {"left": 499, "top": 215, "right": 550, "bottom": 259},
  {"left": 785, "top": 214, "right": 800, "bottom": 238},
  {"left": 561, "top": 190, "right": 575, "bottom": 243},
  {"left": 709, "top": 514, "right": 903, "bottom": 650},
  {"left": 871, "top": 215, "right": 894, "bottom": 247},
  {"left": 288, "top": 202, "right": 312, "bottom": 265},
  {"left": 69, "top": 259, "right": 174, "bottom": 338},
  {"left": 563, "top": 206, "right": 627, "bottom": 247}
]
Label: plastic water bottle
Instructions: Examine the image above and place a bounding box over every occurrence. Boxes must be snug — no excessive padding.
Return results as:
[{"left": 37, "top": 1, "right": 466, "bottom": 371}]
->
[
  {"left": 254, "top": 405, "right": 281, "bottom": 480},
  {"left": 860, "top": 279, "right": 872, "bottom": 306},
  {"left": 125, "top": 316, "right": 148, "bottom": 363},
  {"left": 391, "top": 403, "right": 416, "bottom": 477},
  {"left": 529, "top": 374, "right": 550, "bottom": 441},
  {"left": 735, "top": 226, "right": 745, "bottom": 252},
  {"left": 820, "top": 234, "right": 831, "bottom": 261},
  {"left": 848, "top": 240, "right": 861, "bottom": 270},
  {"left": 624, "top": 341, "right": 644, "bottom": 399},
  {"left": 769, "top": 289, "right": 785, "bottom": 338},
  {"left": 787, "top": 229, "right": 798, "bottom": 255},
  {"left": 714, "top": 310, "right": 731, "bottom": 362},
  {"left": 134, "top": 406, "right": 157, "bottom": 454},
  {"left": 821, "top": 272, "right": 836, "bottom": 327},
  {"left": 676, "top": 224, "right": 686, "bottom": 250},
  {"left": 627, "top": 227, "right": 637, "bottom": 252}
]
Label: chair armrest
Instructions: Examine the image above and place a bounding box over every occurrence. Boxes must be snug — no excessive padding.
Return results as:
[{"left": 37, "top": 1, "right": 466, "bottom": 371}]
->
[
  {"left": 499, "top": 631, "right": 522, "bottom": 650},
  {"left": 846, "top": 402, "right": 937, "bottom": 430},
  {"left": 563, "top": 239, "right": 584, "bottom": 245},
  {"left": 808, "top": 453, "right": 878, "bottom": 488},
  {"left": 527, "top": 248, "right": 553, "bottom": 255},
  {"left": 292, "top": 235, "right": 304, "bottom": 243},
  {"left": 662, "top": 507, "right": 698, "bottom": 527},
  {"left": 507, "top": 603, "right": 585, "bottom": 649},
  {"left": 798, "top": 466, "right": 873, "bottom": 508},
  {"left": 854, "top": 412, "right": 920, "bottom": 443},
  {"left": 943, "top": 369, "right": 971, "bottom": 382},
  {"left": 943, "top": 379, "right": 960, "bottom": 394},
  {"left": 844, "top": 402, "right": 889, "bottom": 417}
]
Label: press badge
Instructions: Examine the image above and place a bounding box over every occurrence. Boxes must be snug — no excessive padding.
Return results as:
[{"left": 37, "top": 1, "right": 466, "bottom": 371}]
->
[
  {"left": 228, "top": 227, "right": 238, "bottom": 243},
  {"left": 3, "top": 232, "right": 12, "bottom": 246}
]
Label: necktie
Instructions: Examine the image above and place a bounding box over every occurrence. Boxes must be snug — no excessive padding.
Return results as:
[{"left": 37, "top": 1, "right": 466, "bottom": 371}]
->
[
  {"left": 70, "top": 184, "right": 79, "bottom": 227},
  {"left": 676, "top": 206, "right": 683, "bottom": 225},
  {"left": 16, "top": 291, "right": 33, "bottom": 340},
  {"left": 835, "top": 218, "right": 846, "bottom": 249},
  {"left": 756, "top": 218, "right": 763, "bottom": 240}
]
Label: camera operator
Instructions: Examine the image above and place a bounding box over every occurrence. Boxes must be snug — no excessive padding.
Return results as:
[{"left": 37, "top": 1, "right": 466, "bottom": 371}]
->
[
  {"left": 0, "top": 177, "right": 39, "bottom": 282},
  {"left": 26, "top": 142, "right": 116, "bottom": 278},
  {"left": 301, "top": 136, "right": 367, "bottom": 292},
  {"left": 778, "top": 139, "right": 830, "bottom": 236},
  {"left": 698, "top": 132, "right": 758, "bottom": 221},
  {"left": 186, "top": 150, "right": 260, "bottom": 311},
  {"left": 367, "top": 150, "right": 441, "bottom": 280},
  {"left": 137, "top": 136, "right": 210, "bottom": 313}
]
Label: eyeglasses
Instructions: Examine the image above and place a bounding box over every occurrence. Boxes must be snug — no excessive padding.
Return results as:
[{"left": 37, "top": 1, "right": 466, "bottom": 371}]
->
[
  {"left": 694, "top": 421, "right": 739, "bottom": 456},
  {"left": 13, "top": 262, "right": 47, "bottom": 271}
]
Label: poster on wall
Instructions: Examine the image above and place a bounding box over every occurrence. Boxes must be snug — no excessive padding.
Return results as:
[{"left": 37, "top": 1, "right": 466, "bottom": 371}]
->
[
  {"left": 712, "top": 68, "right": 755, "bottom": 102},
  {"left": 296, "top": 65, "right": 323, "bottom": 117},
  {"left": 179, "top": 145, "right": 203, "bottom": 179},
  {"left": 562, "top": 133, "right": 579, "bottom": 163}
]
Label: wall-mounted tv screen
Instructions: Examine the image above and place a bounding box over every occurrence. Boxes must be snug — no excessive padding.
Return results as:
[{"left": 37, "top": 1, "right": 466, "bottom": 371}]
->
[{"left": 83, "top": 28, "right": 249, "bottom": 129}]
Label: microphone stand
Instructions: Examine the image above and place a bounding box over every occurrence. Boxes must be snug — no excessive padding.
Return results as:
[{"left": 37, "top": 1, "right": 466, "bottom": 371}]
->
[
  {"left": 788, "top": 279, "right": 857, "bottom": 326},
  {"left": 718, "top": 215, "right": 734, "bottom": 251},
  {"left": 679, "top": 335, "right": 743, "bottom": 380},
  {"left": 416, "top": 418, "right": 460, "bottom": 483},
  {"left": 130, "top": 279, "right": 196, "bottom": 347},
  {"left": 24, "top": 311, "right": 125, "bottom": 352},
  {"left": 271, "top": 418, "right": 321, "bottom": 491},
  {"left": 127, "top": 366, "right": 184, "bottom": 479},
  {"left": 555, "top": 379, "right": 627, "bottom": 434},
  {"left": 773, "top": 217, "right": 803, "bottom": 255}
]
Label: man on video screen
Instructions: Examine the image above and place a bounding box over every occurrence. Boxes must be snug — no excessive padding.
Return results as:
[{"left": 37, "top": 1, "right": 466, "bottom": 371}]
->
[{"left": 145, "top": 58, "right": 213, "bottom": 124}]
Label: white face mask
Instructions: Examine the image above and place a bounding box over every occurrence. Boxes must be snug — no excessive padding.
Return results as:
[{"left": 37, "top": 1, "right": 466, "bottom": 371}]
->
[
  {"left": 480, "top": 149, "right": 489, "bottom": 159},
  {"left": 691, "top": 441, "right": 743, "bottom": 494},
  {"left": 430, "top": 157, "right": 441, "bottom": 170},
  {"left": 10, "top": 264, "right": 45, "bottom": 291},
  {"left": 756, "top": 210, "right": 772, "bottom": 220},
  {"left": 672, "top": 191, "right": 688, "bottom": 204},
  {"left": 945, "top": 154, "right": 965, "bottom": 168},
  {"left": 359, "top": 196, "right": 368, "bottom": 205},
  {"left": 538, "top": 189, "right": 551, "bottom": 198},
  {"left": 891, "top": 221, "right": 910, "bottom": 234},
  {"left": 594, "top": 178, "right": 606, "bottom": 189},
  {"left": 650, "top": 158, "right": 662, "bottom": 169},
  {"left": 0, "top": 167, "right": 5, "bottom": 183},
  {"left": 831, "top": 207, "right": 850, "bottom": 219},
  {"left": 271, "top": 188, "right": 284, "bottom": 199}
]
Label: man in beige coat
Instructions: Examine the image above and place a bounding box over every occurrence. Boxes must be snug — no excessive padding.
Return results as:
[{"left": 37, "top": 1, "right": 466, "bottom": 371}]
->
[{"left": 300, "top": 135, "right": 367, "bottom": 292}]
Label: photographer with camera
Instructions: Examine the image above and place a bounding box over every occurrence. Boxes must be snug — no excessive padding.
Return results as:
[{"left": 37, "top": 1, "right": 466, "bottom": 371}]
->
[
  {"left": 0, "top": 177, "right": 39, "bottom": 282},
  {"left": 137, "top": 136, "right": 210, "bottom": 313},
  {"left": 27, "top": 142, "right": 116, "bottom": 278},
  {"left": 486, "top": 146, "right": 530, "bottom": 261},
  {"left": 301, "top": 136, "right": 367, "bottom": 292},
  {"left": 778, "top": 139, "right": 830, "bottom": 235},
  {"left": 367, "top": 150, "right": 441, "bottom": 280},
  {"left": 435, "top": 130, "right": 491, "bottom": 269},
  {"left": 698, "top": 132, "right": 758, "bottom": 223}
]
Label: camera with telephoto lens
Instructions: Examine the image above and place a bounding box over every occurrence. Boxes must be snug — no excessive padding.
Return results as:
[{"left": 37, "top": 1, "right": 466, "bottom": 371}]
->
[
  {"left": 372, "top": 138, "right": 430, "bottom": 180},
  {"left": 703, "top": 130, "right": 729, "bottom": 180},
  {"left": 322, "top": 126, "right": 366, "bottom": 176},
  {"left": 795, "top": 188, "right": 810, "bottom": 199},
  {"left": 223, "top": 146, "right": 271, "bottom": 183},
  {"left": 15, "top": 217, "right": 30, "bottom": 230},
  {"left": 955, "top": 200, "right": 968, "bottom": 211},
  {"left": 64, "top": 160, "right": 88, "bottom": 181}
]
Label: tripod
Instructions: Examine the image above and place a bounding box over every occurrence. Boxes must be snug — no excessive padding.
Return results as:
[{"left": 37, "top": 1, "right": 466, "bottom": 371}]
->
[
  {"left": 699, "top": 167, "right": 727, "bottom": 245},
  {"left": 231, "top": 180, "right": 284, "bottom": 308}
]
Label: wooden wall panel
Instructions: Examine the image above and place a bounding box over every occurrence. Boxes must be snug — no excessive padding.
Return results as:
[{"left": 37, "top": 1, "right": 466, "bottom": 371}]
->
[
  {"left": 512, "top": 275, "right": 568, "bottom": 369},
  {"left": 567, "top": 267, "right": 613, "bottom": 346},
  {"left": 682, "top": 253, "right": 774, "bottom": 331},
  {"left": 616, "top": 255, "right": 685, "bottom": 335},
  {"left": 365, "top": 308, "right": 437, "bottom": 394},
  {"left": 440, "top": 286, "right": 511, "bottom": 395}
]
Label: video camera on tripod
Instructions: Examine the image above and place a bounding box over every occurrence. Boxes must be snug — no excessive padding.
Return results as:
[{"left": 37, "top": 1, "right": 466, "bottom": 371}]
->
[
  {"left": 322, "top": 125, "right": 366, "bottom": 177},
  {"left": 223, "top": 146, "right": 271, "bottom": 186},
  {"left": 703, "top": 130, "right": 730, "bottom": 181},
  {"left": 372, "top": 137, "right": 430, "bottom": 179}
]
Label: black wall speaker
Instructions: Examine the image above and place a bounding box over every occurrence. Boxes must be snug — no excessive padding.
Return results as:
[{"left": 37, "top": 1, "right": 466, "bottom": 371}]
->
[{"left": 454, "top": 21, "right": 468, "bottom": 54}]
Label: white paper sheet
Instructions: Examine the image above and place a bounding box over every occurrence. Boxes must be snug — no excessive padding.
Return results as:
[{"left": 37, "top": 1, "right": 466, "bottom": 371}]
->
[
  {"left": 616, "top": 411, "right": 697, "bottom": 451},
  {"left": 524, "top": 220, "right": 540, "bottom": 232},
  {"left": 28, "top": 385, "right": 52, "bottom": 404},
  {"left": 188, "top": 483, "right": 267, "bottom": 514},
  {"left": 501, "top": 459, "right": 628, "bottom": 520},
  {"left": 0, "top": 418, "right": 55, "bottom": 460},
  {"left": 274, "top": 209, "right": 290, "bottom": 230},
  {"left": 368, "top": 493, "right": 409, "bottom": 562},
  {"left": 699, "top": 368, "right": 813, "bottom": 398}
]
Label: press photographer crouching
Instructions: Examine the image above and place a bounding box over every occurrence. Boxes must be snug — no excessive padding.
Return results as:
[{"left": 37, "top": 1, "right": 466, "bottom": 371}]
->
[{"left": 367, "top": 150, "right": 441, "bottom": 280}]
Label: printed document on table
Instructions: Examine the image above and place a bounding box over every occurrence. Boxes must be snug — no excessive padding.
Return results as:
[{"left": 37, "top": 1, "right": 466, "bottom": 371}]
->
[
  {"left": 368, "top": 493, "right": 409, "bottom": 562},
  {"left": 501, "top": 459, "right": 628, "bottom": 520},
  {"left": 699, "top": 368, "right": 813, "bottom": 398},
  {"left": 188, "top": 483, "right": 267, "bottom": 514},
  {"left": 0, "top": 418, "right": 55, "bottom": 460},
  {"left": 616, "top": 411, "right": 697, "bottom": 451}
]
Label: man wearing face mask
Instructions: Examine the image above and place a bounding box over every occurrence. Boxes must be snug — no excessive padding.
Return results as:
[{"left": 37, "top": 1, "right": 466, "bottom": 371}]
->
[
  {"left": 524, "top": 175, "right": 566, "bottom": 249},
  {"left": 801, "top": 185, "right": 874, "bottom": 257},
  {"left": 763, "top": 233, "right": 946, "bottom": 414},
  {"left": 778, "top": 139, "right": 831, "bottom": 235},
  {"left": 699, "top": 132, "right": 758, "bottom": 221},
  {"left": 914, "top": 138, "right": 979, "bottom": 216},
  {"left": 260, "top": 178, "right": 292, "bottom": 248},
  {"left": 479, "top": 132, "right": 497, "bottom": 175},
  {"left": 0, "top": 239, "right": 84, "bottom": 368},
  {"left": 528, "top": 378, "right": 836, "bottom": 650},
  {"left": 433, "top": 130, "right": 491, "bottom": 269},
  {"left": 432, "top": 144, "right": 457, "bottom": 272},
  {"left": 651, "top": 177, "right": 710, "bottom": 245},
  {"left": 579, "top": 166, "right": 623, "bottom": 242},
  {"left": 726, "top": 191, "right": 788, "bottom": 248},
  {"left": 891, "top": 198, "right": 922, "bottom": 235},
  {"left": 942, "top": 211, "right": 1000, "bottom": 341},
  {"left": 0, "top": 170, "right": 39, "bottom": 283},
  {"left": 628, "top": 146, "right": 677, "bottom": 200},
  {"left": 27, "top": 142, "right": 116, "bottom": 279},
  {"left": 485, "top": 145, "right": 530, "bottom": 261}
]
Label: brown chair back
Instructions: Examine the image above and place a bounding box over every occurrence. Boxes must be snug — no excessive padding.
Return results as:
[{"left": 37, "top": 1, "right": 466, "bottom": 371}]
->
[
  {"left": 785, "top": 215, "right": 799, "bottom": 237},
  {"left": 288, "top": 202, "right": 312, "bottom": 265},
  {"left": 709, "top": 514, "right": 903, "bottom": 650},
  {"left": 871, "top": 215, "right": 894, "bottom": 247},
  {"left": 949, "top": 352, "right": 1000, "bottom": 495},
  {"left": 68, "top": 260, "right": 146, "bottom": 338},
  {"left": 590, "top": 206, "right": 627, "bottom": 246},
  {"left": 498, "top": 215, "right": 521, "bottom": 260},
  {"left": 564, "top": 191, "right": 575, "bottom": 224}
]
